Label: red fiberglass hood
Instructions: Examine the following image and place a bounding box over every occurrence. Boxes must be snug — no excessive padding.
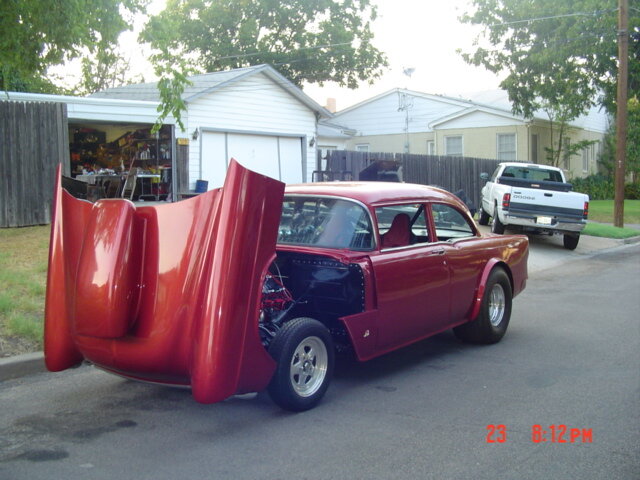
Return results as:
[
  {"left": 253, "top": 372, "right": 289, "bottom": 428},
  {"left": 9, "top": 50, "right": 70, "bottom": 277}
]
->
[{"left": 44, "top": 160, "right": 285, "bottom": 403}]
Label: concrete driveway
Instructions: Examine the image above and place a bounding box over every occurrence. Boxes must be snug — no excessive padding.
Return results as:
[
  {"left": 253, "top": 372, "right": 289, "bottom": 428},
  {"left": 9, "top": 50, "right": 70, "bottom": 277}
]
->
[{"left": 477, "top": 225, "right": 635, "bottom": 273}]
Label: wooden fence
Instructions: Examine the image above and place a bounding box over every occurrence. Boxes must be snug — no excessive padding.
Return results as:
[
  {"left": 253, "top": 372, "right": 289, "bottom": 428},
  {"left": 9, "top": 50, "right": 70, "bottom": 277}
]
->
[
  {"left": 318, "top": 150, "right": 501, "bottom": 209},
  {"left": 0, "top": 101, "right": 69, "bottom": 227}
]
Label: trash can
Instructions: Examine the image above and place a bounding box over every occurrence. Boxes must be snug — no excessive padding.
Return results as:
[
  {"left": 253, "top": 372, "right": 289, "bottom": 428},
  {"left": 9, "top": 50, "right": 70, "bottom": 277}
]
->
[{"left": 195, "top": 180, "right": 208, "bottom": 193}]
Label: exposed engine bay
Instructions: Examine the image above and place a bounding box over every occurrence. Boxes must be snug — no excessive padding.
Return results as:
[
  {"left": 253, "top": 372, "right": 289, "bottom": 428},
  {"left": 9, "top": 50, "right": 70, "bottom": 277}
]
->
[{"left": 259, "top": 252, "right": 366, "bottom": 351}]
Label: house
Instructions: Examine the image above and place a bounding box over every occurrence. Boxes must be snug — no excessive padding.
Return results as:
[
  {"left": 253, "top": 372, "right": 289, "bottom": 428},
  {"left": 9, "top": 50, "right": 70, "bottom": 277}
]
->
[
  {"left": 93, "top": 64, "right": 331, "bottom": 189},
  {"left": 322, "top": 88, "right": 609, "bottom": 179}
]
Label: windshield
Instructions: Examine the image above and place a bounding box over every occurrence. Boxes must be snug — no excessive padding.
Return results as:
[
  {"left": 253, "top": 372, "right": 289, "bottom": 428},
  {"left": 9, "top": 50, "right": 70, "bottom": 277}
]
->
[
  {"left": 502, "top": 166, "right": 563, "bottom": 182},
  {"left": 278, "top": 196, "right": 374, "bottom": 250}
]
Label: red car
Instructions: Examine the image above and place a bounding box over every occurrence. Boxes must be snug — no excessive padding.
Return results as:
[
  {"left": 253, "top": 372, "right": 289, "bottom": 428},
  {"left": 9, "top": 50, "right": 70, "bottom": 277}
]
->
[{"left": 45, "top": 160, "right": 528, "bottom": 411}]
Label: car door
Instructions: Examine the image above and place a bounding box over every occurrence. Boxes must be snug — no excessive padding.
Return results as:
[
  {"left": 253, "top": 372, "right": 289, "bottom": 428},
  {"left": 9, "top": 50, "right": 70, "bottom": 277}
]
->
[
  {"left": 369, "top": 203, "right": 451, "bottom": 351},
  {"left": 429, "top": 202, "right": 486, "bottom": 322}
]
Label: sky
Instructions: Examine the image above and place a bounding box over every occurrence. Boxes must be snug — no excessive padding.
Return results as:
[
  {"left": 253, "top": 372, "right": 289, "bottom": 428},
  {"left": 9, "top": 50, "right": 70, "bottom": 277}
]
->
[
  {"left": 303, "top": 0, "right": 503, "bottom": 110},
  {"left": 113, "top": 0, "right": 504, "bottom": 111}
]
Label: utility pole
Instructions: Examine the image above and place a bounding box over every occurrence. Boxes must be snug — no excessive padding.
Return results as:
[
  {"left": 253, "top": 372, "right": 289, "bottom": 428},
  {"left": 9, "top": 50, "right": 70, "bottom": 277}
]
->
[{"left": 614, "top": 0, "right": 628, "bottom": 228}]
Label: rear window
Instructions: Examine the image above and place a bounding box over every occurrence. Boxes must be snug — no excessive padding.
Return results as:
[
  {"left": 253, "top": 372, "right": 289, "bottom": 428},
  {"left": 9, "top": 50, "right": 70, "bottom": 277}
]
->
[
  {"left": 278, "top": 196, "right": 374, "bottom": 250},
  {"left": 502, "top": 166, "right": 563, "bottom": 182}
]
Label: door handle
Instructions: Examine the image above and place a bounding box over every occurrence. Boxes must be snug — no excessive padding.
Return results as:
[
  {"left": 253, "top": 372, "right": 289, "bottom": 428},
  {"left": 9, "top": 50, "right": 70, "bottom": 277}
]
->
[{"left": 429, "top": 248, "right": 446, "bottom": 256}]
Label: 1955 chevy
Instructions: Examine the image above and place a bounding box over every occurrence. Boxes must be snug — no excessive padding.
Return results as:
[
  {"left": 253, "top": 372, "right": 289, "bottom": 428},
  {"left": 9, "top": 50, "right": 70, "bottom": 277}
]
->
[{"left": 45, "top": 160, "right": 528, "bottom": 411}]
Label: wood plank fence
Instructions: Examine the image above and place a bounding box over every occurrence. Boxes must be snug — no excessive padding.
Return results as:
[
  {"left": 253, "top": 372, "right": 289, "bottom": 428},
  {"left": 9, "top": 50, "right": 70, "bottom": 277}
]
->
[
  {"left": 318, "top": 150, "right": 502, "bottom": 210},
  {"left": 1, "top": 100, "right": 69, "bottom": 227}
]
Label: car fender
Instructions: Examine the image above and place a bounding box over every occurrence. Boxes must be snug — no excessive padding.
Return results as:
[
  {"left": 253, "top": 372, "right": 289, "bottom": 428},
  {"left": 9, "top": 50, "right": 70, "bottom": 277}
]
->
[{"left": 467, "top": 259, "right": 511, "bottom": 322}]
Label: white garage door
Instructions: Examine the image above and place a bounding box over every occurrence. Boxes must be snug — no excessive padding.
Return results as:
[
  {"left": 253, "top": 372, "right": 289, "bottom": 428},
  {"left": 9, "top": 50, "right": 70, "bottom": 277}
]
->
[{"left": 201, "top": 132, "right": 304, "bottom": 188}]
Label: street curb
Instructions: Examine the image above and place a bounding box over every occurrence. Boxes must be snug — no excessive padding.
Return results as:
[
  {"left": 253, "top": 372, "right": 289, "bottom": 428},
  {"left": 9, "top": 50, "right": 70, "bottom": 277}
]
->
[{"left": 0, "top": 352, "right": 46, "bottom": 382}]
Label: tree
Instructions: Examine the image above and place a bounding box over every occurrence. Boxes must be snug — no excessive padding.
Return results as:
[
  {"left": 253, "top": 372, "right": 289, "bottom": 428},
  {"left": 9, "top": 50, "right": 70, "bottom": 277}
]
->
[
  {"left": 0, "top": 0, "right": 147, "bottom": 93},
  {"left": 76, "top": 44, "right": 145, "bottom": 96},
  {"left": 460, "top": 0, "right": 639, "bottom": 165},
  {"left": 141, "top": 0, "right": 388, "bottom": 128}
]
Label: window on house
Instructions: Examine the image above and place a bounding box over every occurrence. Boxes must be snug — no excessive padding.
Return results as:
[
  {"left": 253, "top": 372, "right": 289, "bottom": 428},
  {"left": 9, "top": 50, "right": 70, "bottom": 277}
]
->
[
  {"left": 355, "top": 144, "right": 369, "bottom": 152},
  {"left": 427, "top": 140, "right": 436, "bottom": 155},
  {"left": 531, "top": 134, "right": 539, "bottom": 163},
  {"left": 444, "top": 136, "right": 463, "bottom": 156},
  {"left": 497, "top": 133, "right": 517, "bottom": 161}
]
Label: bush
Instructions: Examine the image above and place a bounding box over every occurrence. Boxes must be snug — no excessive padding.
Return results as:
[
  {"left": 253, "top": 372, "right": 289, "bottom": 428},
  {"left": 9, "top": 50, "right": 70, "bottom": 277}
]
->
[
  {"left": 571, "top": 175, "right": 614, "bottom": 200},
  {"left": 572, "top": 175, "right": 640, "bottom": 199},
  {"left": 624, "top": 183, "right": 640, "bottom": 199}
]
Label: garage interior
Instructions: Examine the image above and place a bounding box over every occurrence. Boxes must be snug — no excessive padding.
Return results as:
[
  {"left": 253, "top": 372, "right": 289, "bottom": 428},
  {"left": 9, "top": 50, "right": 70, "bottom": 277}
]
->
[{"left": 67, "top": 121, "right": 175, "bottom": 201}]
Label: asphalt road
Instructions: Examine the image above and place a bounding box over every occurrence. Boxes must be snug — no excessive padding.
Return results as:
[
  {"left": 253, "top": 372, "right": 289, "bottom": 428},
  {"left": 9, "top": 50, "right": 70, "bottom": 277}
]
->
[{"left": 1, "top": 243, "right": 639, "bottom": 480}]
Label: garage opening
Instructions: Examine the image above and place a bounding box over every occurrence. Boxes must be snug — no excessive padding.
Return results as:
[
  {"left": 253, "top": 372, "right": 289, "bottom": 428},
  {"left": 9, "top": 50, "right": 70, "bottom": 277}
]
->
[{"left": 68, "top": 122, "right": 176, "bottom": 201}]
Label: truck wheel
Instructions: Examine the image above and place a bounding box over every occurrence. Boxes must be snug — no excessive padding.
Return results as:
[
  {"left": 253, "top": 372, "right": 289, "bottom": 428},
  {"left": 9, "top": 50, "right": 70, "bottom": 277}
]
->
[
  {"left": 478, "top": 208, "right": 490, "bottom": 225},
  {"left": 490, "top": 203, "right": 505, "bottom": 234},
  {"left": 563, "top": 233, "right": 580, "bottom": 250},
  {"left": 268, "top": 317, "right": 334, "bottom": 412},
  {"left": 453, "top": 268, "right": 512, "bottom": 344}
]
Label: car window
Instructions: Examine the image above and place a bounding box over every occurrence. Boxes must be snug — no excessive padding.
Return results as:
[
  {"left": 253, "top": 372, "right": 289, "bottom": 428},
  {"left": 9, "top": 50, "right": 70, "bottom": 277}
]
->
[
  {"left": 430, "top": 203, "right": 475, "bottom": 241},
  {"left": 278, "top": 197, "right": 374, "bottom": 250},
  {"left": 375, "top": 204, "right": 429, "bottom": 249}
]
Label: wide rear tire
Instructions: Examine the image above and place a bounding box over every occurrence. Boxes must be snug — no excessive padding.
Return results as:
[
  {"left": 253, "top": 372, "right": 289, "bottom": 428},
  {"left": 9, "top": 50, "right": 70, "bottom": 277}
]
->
[
  {"left": 454, "top": 268, "right": 512, "bottom": 344},
  {"left": 267, "top": 317, "right": 334, "bottom": 411}
]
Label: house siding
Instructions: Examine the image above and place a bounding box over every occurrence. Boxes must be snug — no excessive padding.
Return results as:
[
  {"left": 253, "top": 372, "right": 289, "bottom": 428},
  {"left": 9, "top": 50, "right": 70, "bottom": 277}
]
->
[
  {"left": 333, "top": 92, "right": 463, "bottom": 136},
  {"left": 186, "top": 72, "right": 317, "bottom": 187}
]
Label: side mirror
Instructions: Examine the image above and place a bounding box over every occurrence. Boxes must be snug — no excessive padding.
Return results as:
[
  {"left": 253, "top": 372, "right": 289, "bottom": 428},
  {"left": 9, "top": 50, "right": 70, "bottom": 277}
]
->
[{"left": 480, "top": 172, "right": 489, "bottom": 181}]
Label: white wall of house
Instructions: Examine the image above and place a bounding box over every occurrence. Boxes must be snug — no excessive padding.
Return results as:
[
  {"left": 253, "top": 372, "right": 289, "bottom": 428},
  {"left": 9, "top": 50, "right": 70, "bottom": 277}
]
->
[
  {"left": 333, "top": 91, "right": 465, "bottom": 136},
  {"left": 185, "top": 72, "right": 317, "bottom": 189}
]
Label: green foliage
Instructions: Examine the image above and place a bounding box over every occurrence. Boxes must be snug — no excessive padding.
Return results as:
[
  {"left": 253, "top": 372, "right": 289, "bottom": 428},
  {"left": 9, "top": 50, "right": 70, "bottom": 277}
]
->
[
  {"left": 583, "top": 222, "right": 640, "bottom": 239},
  {"left": 460, "top": 1, "right": 640, "bottom": 114},
  {"left": 599, "top": 96, "right": 640, "bottom": 180},
  {"left": 625, "top": 183, "right": 640, "bottom": 199},
  {"left": 0, "top": 0, "right": 147, "bottom": 92},
  {"left": 142, "top": 0, "right": 388, "bottom": 125},
  {"left": 0, "top": 226, "right": 50, "bottom": 347},
  {"left": 144, "top": 0, "right": 387, "bottom": 88},
  {"left": 460, "top": 1, "right": 640, "bottom": 167},
  {"left": 572, "top": 175, "right": 640, "bottom": 200},
  {"left": 571, "top": 174, "right": 615, "bottom": 199}
]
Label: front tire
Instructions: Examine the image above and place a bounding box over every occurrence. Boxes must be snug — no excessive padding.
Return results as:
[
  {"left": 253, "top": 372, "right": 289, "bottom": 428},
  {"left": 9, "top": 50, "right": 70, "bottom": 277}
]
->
[
  {"left": 490, "top": 203, "right": 505, "bottom": 234},
  {"left": 453, "top": 268, "right": 512, "bottom": 344},
  {"left": 563, "top": 233, "right": 580, "bottom": 250},
  {"left": 268, "top": 318, "right": 334, "bottom": 411}
]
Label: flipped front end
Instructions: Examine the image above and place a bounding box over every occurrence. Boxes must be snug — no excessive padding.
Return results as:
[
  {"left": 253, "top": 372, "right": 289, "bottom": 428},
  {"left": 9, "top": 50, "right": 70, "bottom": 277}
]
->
[{"left": 44, "top": 160, "right": 284, "bottom": 403}]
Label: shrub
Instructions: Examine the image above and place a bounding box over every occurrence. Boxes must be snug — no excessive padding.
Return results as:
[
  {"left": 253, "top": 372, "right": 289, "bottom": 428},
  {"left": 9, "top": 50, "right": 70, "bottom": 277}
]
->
[
  {"left": 625, "top": 183, "right": 640, "bottom": 200},
  {"left": 571, "top": 175, "right": 614, "bottom": 200}
]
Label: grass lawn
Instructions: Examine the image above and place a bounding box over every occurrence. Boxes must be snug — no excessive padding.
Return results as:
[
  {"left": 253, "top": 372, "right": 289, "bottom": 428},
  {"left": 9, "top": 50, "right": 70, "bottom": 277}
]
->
[
  {"left": 0, "top": 225, "right": 50, "bottom": 348},
  {"left": 588, "top": 199, "right": 640, "bottom": 224}
]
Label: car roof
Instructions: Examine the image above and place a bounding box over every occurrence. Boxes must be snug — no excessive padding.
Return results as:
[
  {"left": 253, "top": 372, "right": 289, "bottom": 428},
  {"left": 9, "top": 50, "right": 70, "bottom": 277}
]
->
[{"left": 284, "top": 181, "right": 461, "bottom": 207}]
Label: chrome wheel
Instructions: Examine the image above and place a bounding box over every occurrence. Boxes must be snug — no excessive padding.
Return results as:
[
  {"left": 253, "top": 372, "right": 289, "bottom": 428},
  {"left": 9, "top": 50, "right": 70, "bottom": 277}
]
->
[
  {"left": 488, "top": 283, "right": 506, "bottom": 327},
  {"left": 268, "top": 317, "right": 334, "bottom": 411},
  {"left": 290, "top": 336, "right": 328, "bottom": 397}
]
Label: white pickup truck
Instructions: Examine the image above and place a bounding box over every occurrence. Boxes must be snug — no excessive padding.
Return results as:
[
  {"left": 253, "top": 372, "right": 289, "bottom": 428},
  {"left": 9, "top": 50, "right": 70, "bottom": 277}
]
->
[{"left": 479, "top": 162, "right": 589, "bottom": 250}]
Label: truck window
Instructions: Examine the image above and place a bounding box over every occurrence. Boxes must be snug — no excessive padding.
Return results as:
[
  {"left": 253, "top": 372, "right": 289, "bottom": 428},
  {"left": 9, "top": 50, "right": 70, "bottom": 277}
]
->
[{"left": 502, "top": 166, "right": 563, "bottom": 182}]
